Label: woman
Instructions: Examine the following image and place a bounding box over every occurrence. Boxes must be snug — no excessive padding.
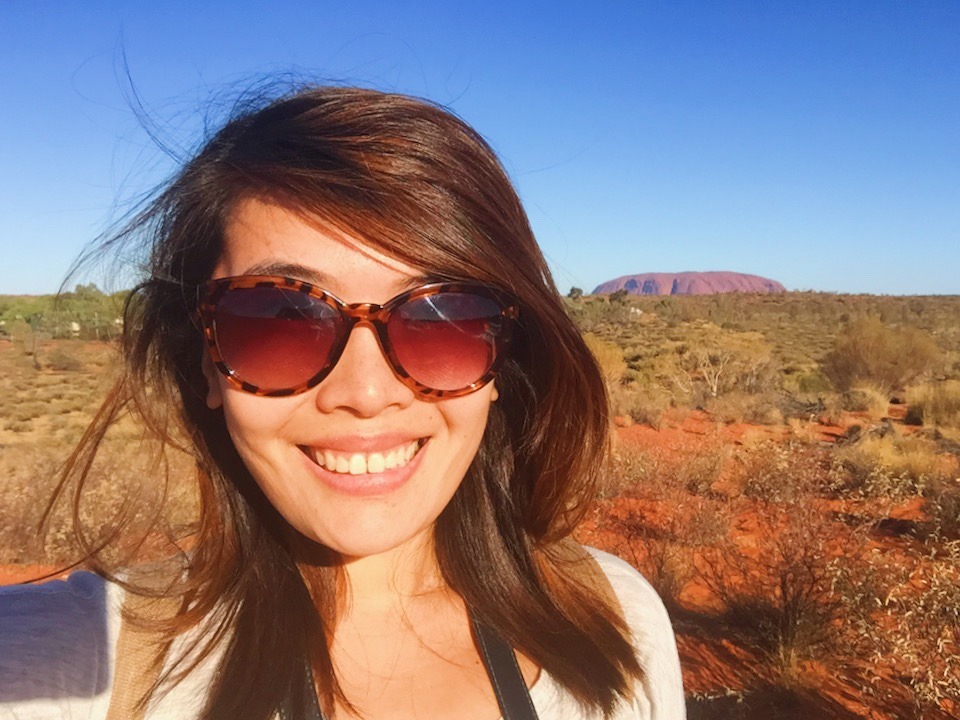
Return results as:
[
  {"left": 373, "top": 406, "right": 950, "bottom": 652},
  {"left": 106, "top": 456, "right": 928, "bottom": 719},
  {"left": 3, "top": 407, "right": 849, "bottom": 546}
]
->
[{"left": 9, "top": 85, "right": 684, "bottom": 719}]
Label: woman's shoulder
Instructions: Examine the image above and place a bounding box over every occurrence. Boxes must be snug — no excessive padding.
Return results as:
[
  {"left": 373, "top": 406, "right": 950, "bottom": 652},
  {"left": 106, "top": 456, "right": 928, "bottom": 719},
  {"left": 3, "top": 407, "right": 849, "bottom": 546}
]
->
[
  {"left": 582, "top": 546, "right": 687, "bottom": 720},
  {"left": 0, "top": 571, "right": 121, "bottom": 718},
  {"left": 0, "top": 571, "right": 210, "bottom": 720},
  {"left": 584, "top": 548, "right": 665, "bottom": 607}
]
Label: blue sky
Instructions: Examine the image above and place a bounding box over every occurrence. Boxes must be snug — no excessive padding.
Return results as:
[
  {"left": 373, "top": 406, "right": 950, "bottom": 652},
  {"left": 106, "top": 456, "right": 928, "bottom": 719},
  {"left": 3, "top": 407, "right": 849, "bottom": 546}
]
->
[{"left": 1, "top": 1, "right": 958, "bottom": 295}]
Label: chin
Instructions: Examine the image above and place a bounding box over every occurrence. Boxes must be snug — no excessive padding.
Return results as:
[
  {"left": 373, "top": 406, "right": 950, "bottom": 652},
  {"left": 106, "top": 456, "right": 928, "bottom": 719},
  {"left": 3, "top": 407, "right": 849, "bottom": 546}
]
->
[{"left": 288, "top": 523, "right": 433, "bottom": 562}]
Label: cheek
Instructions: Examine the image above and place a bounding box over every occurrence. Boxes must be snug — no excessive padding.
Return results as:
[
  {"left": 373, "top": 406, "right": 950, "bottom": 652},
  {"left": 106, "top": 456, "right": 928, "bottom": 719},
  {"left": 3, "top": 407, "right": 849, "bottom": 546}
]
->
[
  {"left": 218, "top": 392, "right": 292, "bottom": 461},
  {"left": 441, "top": 393, "right": 495, "bottom": 464}
]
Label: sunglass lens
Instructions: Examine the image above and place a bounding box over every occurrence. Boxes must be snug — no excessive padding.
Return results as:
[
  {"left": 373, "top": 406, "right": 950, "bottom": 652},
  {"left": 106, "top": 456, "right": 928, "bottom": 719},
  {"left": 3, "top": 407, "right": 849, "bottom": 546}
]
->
[
  {"left": 388, "top": 292, "right": 505, "bottom": 392},
  {"left": 213, "top": 286, "right": 341, "bottom": 391}
]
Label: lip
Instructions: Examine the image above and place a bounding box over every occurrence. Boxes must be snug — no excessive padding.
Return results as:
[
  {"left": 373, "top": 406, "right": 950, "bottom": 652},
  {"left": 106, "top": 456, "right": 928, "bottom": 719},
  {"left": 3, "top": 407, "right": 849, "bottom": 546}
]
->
[
  {"left": 303, "top": 433, "right": 423, "bottom": 454},
  {"left": 298, "top": 437, "right": 429, "bottom": 497}
]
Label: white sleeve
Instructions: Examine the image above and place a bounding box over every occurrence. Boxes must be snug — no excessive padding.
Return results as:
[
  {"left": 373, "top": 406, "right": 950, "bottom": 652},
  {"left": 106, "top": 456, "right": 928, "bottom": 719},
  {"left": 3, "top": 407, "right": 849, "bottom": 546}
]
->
[
  {"left": 0, "top": 572, "right": 122, "bottom": 720},
  {"left": 586, "top": 548, "right": 687, "bottom": 720}
]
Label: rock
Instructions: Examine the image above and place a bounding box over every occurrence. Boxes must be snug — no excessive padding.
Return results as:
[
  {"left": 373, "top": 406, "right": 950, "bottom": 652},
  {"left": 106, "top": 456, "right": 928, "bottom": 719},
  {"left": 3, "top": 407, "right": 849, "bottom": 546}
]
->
[{"left": 594, "top": 271, "right": 786, "bottom": 296}]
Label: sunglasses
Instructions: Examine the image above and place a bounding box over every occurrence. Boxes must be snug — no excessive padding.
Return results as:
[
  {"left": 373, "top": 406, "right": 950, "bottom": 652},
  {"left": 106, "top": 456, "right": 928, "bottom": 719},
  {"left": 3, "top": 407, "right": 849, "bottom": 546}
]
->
[{"left": 197, "top": 275, "right": 519, "bottom": 398}]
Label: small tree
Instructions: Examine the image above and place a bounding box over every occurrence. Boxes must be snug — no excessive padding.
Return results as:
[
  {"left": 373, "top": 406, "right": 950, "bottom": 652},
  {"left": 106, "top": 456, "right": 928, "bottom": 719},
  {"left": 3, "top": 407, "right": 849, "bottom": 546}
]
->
[
  {"left": 655, "top": 323, "right": 778, "bottom": 403},
  {"left": 567, "top": 286, "right": 584, "bottom": 301},
  {"left": 609, "top": 288, "right": 629, "bottom": 304}
]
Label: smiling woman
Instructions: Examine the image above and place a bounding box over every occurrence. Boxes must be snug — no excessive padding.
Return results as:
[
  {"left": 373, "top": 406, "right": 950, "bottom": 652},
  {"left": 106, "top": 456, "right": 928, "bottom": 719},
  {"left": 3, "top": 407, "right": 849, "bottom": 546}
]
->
[{"left": 1, "top": 86, "right": 684, "bottom": 720}]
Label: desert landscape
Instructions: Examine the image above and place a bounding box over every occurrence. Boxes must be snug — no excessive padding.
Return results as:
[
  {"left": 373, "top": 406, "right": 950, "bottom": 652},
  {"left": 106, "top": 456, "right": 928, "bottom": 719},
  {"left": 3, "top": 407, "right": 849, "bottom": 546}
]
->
[{"left": 2, "top": 286, "right": 959, "bottom": 719}]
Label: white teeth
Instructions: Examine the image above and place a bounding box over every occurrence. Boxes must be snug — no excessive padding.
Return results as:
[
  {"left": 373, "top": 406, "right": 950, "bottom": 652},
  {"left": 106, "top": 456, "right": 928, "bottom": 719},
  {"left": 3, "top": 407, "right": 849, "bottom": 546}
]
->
[
  {"left": 367, "top": 453, "right": 385, "bottom": 473},
  {"left": 309, "top": 440, "right": 422, "bottom": 475},
  {"left": 348, "top": 454, "right": 366, "bottom": 475}
]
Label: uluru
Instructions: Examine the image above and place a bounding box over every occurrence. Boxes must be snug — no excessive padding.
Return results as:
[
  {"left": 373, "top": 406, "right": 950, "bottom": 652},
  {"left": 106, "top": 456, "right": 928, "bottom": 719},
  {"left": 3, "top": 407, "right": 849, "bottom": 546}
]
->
[{"left": 593, "top": 271, "right": 786, "bottom": 296}]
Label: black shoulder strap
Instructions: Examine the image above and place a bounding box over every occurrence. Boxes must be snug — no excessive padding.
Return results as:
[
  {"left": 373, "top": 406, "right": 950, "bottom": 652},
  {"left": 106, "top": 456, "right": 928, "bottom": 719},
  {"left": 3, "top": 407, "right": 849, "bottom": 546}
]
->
[
  {"left": 278, "top": 660, "right": 326, "bottom": 720},
  {"left": 471, "top": 616, "right": 541, "bottom": 720},
  {"left": 284, "top": 615, "right": 539, "bottom": 720}
]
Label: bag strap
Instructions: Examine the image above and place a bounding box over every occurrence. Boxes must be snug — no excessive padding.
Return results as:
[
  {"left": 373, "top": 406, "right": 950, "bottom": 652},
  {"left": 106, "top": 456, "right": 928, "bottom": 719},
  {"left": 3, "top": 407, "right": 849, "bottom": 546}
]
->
[
  {"left": 471, "top": 616, "right": 541, "bottom": 720},
  {"left": 106, "top": 592, "right": 181, "bottom": 720}
]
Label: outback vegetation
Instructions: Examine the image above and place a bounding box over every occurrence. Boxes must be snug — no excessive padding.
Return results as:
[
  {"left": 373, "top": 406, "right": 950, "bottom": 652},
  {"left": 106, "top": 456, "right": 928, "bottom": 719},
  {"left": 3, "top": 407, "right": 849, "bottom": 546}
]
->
[
  {"left": 569, "top": 289, "right": 960, "bottom": 719},
  {"left": 2, "top": 286, "right": 960, "bottom": 718}
]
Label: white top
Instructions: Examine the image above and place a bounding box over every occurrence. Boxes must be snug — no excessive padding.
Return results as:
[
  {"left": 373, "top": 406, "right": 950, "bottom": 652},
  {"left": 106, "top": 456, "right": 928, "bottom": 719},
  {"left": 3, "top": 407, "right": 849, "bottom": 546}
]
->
[{"left": 0, "top": 549, "right": 685, "bottom": 720}]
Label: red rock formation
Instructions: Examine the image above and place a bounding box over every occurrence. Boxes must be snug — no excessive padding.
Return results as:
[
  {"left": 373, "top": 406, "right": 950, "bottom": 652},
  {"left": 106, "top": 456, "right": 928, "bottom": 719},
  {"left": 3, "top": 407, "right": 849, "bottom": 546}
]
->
[{"left": 593, "top": 271, "right": 785, "bottom": 296}]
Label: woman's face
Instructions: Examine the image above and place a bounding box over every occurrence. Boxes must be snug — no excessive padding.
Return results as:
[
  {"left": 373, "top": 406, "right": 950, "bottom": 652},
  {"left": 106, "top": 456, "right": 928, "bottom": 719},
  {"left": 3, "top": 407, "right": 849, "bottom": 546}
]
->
[{"left": 203, "top": 199, "right": 498, "bottom": 561}]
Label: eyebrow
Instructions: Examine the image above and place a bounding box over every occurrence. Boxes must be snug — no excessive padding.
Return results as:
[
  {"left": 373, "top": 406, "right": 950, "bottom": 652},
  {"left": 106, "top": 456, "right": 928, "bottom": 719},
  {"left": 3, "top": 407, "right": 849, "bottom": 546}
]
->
[{"left": 240, "top": 261, "right": 436, "bottom": 292}]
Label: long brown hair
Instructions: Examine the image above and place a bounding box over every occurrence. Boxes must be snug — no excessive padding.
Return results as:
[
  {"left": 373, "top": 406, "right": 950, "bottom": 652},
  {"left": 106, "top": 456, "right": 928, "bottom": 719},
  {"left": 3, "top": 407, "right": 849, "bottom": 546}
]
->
[{"left": 57, "top": 85, "right": 642, "bottom": 718}]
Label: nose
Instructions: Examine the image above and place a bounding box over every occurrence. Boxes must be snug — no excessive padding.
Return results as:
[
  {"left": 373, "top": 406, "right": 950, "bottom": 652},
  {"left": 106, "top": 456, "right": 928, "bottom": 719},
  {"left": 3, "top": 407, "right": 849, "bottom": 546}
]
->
[{"left": 312, "top": 323, "right": 416, "bottom": 417}]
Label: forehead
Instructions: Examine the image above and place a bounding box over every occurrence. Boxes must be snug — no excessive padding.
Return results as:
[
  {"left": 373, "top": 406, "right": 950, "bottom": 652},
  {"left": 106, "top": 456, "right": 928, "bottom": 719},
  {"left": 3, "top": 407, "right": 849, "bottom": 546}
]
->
[{"left": 216, "top": 199, "right": 430, "bottom": 301}]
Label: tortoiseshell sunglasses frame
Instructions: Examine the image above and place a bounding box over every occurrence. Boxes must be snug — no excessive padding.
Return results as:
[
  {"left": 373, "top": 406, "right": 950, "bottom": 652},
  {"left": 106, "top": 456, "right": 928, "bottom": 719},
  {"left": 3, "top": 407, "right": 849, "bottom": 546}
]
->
[{"left": 197, "top": 275, "right": 520, "bottom": 399}]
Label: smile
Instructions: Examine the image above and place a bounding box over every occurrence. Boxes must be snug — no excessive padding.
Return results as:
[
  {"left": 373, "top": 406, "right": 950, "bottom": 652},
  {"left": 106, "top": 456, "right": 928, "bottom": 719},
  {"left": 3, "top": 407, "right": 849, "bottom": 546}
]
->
[{"left": 300, "top": 439, "right": 425, "bottom": 475}]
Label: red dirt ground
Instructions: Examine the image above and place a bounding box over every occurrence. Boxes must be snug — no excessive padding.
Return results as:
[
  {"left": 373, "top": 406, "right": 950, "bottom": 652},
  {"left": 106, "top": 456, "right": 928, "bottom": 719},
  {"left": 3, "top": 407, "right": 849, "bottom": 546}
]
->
[{"left": 581, "top": 408, "right": 960, "bottom": 720}]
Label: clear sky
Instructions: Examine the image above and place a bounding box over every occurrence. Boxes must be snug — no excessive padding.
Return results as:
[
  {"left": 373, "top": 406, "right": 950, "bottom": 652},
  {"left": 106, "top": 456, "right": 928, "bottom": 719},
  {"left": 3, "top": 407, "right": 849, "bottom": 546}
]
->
[{"left": 1, "top": 0, "right": 958, "bottom": 296}]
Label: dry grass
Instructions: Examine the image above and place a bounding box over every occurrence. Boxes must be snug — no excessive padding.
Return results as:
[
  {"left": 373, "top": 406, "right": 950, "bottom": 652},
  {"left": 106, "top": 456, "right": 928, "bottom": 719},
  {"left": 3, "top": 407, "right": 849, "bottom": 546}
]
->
[
  {"left": 835, "top": 432, "right": 956, "bottom": 498},
  {"left": 907, "top": 380, "right": 960, "bottom": 429},
  {"left": 0, "top": 339, "right": 198, "bottom": 565}
]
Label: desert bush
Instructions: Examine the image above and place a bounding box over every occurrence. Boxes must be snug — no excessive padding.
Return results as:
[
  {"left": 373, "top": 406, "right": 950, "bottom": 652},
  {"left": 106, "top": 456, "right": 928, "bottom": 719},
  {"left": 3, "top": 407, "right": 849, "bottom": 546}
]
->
[
  {"left": 3, "top": 419, "right": 31, "bottom": 433},
  {"left": 46, "top": 346, "right": 83, "bottom": 372},
  {"left": 10, "top": 400, "right": 47, "bottom": 422},
  {"left": 608, "top": 443, "right": 729, "bottom": 501},
  {"left": 584, "top": 333, "right": 627, "bottom": 386},
  {"left": 836, "top": 433, "right": 953, "bottom": 498},
  {"left": 8, "top": 318, "right": 35, "bottom": 354},
  {"left": 698, "top": 441, "right": 867, "bottom": 681},
  {"left": 566, "top": 296, "right": 632, "bottom": 333},
  {"left": 655, "top": 323, "right": 779, "bottom": 405},
  {"left": 840, "top": 384, "right": 891, "bottom": 419},
  {"left": 700, "top": 499, "right": 860, "bottom": 682},
  {"left": 679, "top": 449, "right": 726, "bottom": 497},
  {"left": 739, "top": 441, "right": 844, "bottom": 502},
  {"left": 621, "top": 382, "right": 672, "bottom": 429},
  {"left": 0, "top": 436, "right": 199, "bottom": 566},
  {"left": 816, "top": 392, "right": 847, "bottom": 426},
  {"left": 705, "top": 390, "right": 783, "bottom": 425},
  {"left": 603, "top": 447, "right": 726, "bottom": 607},
  {"left": 609, "top": 509, "right": 694, "bottom": 608},
  {"left": 617, "top": 443, "right": 728, "bottom": 499},
  {"left": 794, "top": 369, "right": 832, "bottom": 395},
  {"left": 926, "top": 478, "right": 960, "bottom": 541},
  {"left": 821, "top": 317, "right": 941, "bottom": 394},
  {"left": 602, "top": 445, "right": 649, "bottom": 498},
  {"left": 907, "top": 380, "right": 960, "bottom": 429},
  {"left": 840, "top": 541, "right": 960, "bottom": 716}
]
